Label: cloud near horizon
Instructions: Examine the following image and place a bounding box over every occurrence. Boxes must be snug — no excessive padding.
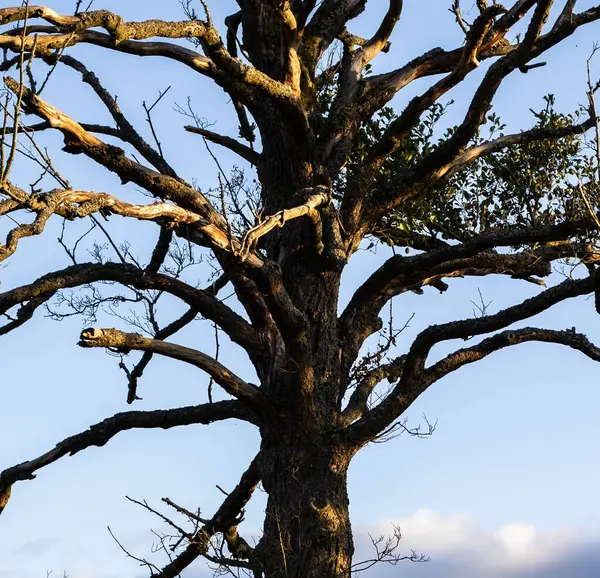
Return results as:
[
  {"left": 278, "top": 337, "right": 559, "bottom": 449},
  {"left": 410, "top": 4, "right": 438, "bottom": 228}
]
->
[{"left": 356, "top": 509, "right": 600, "bottom": 578}]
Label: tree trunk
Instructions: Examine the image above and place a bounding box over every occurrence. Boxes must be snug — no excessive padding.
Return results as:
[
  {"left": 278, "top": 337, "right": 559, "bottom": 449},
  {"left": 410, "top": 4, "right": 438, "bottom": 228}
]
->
[
  {"left": 255, "top": 430, "right": 354, "bottom": 578},
  {"left": 249, "top": 108, "right": 355, "bottom": 577}
]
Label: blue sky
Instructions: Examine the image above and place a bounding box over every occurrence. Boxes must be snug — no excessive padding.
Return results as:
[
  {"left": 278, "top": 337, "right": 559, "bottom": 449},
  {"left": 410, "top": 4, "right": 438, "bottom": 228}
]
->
[{"left": 1, "top": 1, "right": 600, "bottom": 577}]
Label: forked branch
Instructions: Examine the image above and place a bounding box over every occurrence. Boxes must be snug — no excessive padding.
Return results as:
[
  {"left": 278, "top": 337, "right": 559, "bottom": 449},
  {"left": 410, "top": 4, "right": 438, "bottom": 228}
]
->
[{"left": 342, "top": 217, "right": 600, "bottom": 360}]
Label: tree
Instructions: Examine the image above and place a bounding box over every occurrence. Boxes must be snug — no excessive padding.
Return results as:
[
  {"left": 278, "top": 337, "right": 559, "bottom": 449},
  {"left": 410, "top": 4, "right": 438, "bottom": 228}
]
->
[{"left": 2, "top": 1, "right": 600, "bottom": 577}]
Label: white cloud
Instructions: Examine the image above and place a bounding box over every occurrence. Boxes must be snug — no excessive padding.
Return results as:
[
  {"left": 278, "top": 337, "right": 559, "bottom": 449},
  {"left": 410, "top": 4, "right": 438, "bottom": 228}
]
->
[
  {"left": 356, "top": 509, "right": 600, "bottom": 577},
  {"left": 496, "top": 522, "right": 536, "bottom": 555}
]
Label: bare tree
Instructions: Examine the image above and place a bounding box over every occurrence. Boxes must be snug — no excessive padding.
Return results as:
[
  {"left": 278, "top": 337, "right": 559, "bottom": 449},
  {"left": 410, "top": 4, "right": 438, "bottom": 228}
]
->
[{"left": 2, "top": 2, "right": 600, "bottom": 577}]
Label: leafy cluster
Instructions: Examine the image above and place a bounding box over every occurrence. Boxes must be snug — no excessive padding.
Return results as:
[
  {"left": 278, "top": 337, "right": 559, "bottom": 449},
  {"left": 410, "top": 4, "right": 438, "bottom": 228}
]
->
[{"left": 341, "top": 93, "right": 600, "bottom": 246}]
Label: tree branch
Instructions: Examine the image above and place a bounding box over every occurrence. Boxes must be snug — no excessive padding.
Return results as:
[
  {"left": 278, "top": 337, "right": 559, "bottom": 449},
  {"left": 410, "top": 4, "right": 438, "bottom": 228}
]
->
[
  {"left": 0, "top": 184, "right": 223, "bottom": 285},
  {"left": 443, "top": 113, "right": 595, "bottom": 176},
  {"left": 153, "top": 453, "right": 261, "bottom": 578},
  {"left": 0, "top": 401, "right": 255, "bottom": 515},
  {"left": 341, "top": 219, "right": 600, "bottom": 366},
  {"left": 361, "top": 0, "right": 403, "bottom": 64},
  {"left": 0, "top": 193, "right": 55, "bottom": 262},
  {"left": 78, "top": 327, "right": 274, "bottom": 418},
  {"left": 53, "top": 53, "right": 178, "bottom": 176},
  {"left": 341, "top": 355, "right": 405, "bottom": 425},
  {"left": 52, "top": 188, "right": 218, "bottom": 225},
  {"left": 338, "top": 240, "right": 600, "bottom": 378},
  {"left": 337, "top": 1, "right": 600, "bottom": 239},
  {"left": 328, "top": 0, "right": 403, "bottom": 118},
  {"left": 403, "top": 0, "right": 554, "bottom": 183},
  {"left": 344, "top": 267, "right": 600, "bottom": 445},
  {"left": 2, "top": 77, "right": 319, "bottom": 352},
  {"left": 184, "top": 125, "right": 260, "bottom": 165},
  {"left": 300, "top": 0, "right": 368, "bottom": 78},
  {"left": 237, "top": 187, "right": 330, "bottom": 261},
  {"left": 426, "top": 326, "right": 600, "bottom": 383},
  {"left": 0, "top": 27, "right": 216, "bottom": 75},
  {"left": 0, "top": 262, "right": 259, "bottom": 357},
  {"left": 0, "top": 7, "right": 212, "bottom": 40},
  {"left": 340, "top": 4, "right": 507, "bottom": 234},
  {"left": 3, "top": 77, "right": 227, "bottom": 223},
  {"left": 120, "top": 307, "right": 198, "bottom": 404},
  {"left": 0, "top": 6, "right": 303, "bottom": 109}
]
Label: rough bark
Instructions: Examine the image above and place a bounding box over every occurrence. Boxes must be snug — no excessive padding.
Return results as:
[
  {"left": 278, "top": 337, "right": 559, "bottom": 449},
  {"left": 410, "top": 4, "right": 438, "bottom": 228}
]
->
[{"left": 256, "top": 436, "right": 354, "bottom": 578}]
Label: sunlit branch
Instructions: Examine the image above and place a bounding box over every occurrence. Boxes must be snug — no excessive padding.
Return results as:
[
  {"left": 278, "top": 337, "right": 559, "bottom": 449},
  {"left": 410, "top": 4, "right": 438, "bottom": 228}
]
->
[{"left": 443, "top": 115, "right": 595, "bottom": 175}]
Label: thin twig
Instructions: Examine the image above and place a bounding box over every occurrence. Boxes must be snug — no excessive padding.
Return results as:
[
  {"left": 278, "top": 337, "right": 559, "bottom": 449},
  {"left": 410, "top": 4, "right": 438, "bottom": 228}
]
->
[
  {"left": 126, "top": 495, "right": 191, "bottom": 539},
  {"left": 143, "top": 86, "right": 171, "bottom": 161},
  {"left": 162, "top": 497, "right": 209, "bottom": 524},
  {"left": 208, "top": 320, "right": 220, "bottom": 403},
  {"left": 38, "top": 32, "right": 76, "bottom": 95},
  {"left": 89, "top": 215, "right": 127, "bottom": 264},
  {"left": 450, "top": 0, "right": 470, "bottom": 35},
  {"left": 107, "top": 526, "right": 163, "bottom": 575}
]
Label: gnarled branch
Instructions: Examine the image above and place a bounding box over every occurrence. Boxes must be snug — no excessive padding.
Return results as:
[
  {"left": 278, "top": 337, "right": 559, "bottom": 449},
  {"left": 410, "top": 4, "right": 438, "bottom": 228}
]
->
[{"left": 237, "top": 187, "right": 330, "bottom": 261}]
